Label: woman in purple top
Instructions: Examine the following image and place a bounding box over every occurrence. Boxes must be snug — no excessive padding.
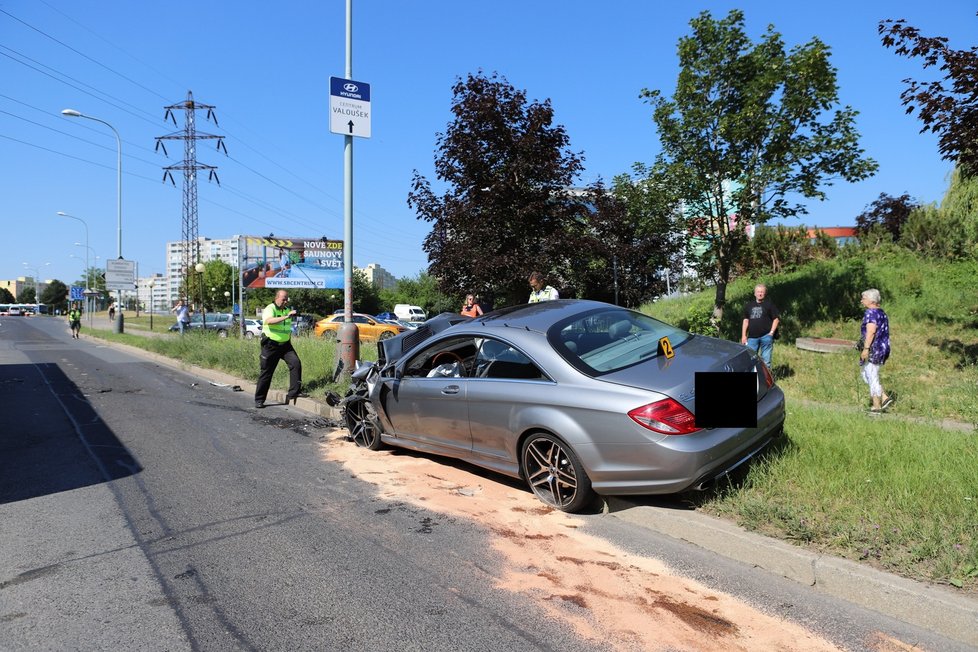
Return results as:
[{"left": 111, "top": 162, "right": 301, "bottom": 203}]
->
[{"left": 859, "top": 288, "right": 894, "bottom": 413}]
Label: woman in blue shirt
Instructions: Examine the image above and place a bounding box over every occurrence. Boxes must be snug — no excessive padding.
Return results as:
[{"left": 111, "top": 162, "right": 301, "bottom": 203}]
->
[{"left": 859, "top": 288, "right": 894, "bottom": 414}]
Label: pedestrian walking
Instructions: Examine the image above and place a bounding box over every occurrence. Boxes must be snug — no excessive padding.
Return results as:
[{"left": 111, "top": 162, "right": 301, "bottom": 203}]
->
[
  {"left": 859, "top": 288, "right": 894, "bottom": 414},
  {"left": 68, "top": 303, "right": 82, "bottom": 339},
  {"left": 528, "top": 271, "right": 559, "bottom": 303},
  {"left": 461, "top": 293, "right": 483, "bottom": 317},
  {"left": 741, "top": 283, "right": 780, "bottom": 367},
  {"left": 171, "top": 300, "right": 190, "bottom": 334},
  {"left": 254, "top": 290, "right": 303, "bottom": 408}
]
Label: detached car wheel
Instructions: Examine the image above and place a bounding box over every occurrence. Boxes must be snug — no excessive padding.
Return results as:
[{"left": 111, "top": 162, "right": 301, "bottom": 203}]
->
[
  {"left": 344, "top": 394, "right": 383, "bottom": 450},
  {"left": 521, "top": 433, "right": 594, "bottom": 512}
]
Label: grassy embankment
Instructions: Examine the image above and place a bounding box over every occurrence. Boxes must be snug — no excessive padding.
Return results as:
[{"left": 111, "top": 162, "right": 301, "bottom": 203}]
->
[
  {"left": 83, "top": 249, "right": 978, "bottom": 589},
  {"left": 641, "top": 248, "right": 978, "bottom": 590}
]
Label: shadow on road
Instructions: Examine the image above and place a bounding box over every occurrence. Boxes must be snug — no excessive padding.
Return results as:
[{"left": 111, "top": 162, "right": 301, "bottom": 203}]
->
[{"left": 0, "top": 363, "right": 142, "bottom": 504}]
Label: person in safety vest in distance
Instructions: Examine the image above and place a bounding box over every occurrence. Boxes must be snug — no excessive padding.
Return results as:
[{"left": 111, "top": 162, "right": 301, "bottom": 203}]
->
[
  {"left": 254, "top": 290, "right": 303, "bottom": 408},
  {"left": 68, "top": 303, "right": 82, "bottom": 339}
]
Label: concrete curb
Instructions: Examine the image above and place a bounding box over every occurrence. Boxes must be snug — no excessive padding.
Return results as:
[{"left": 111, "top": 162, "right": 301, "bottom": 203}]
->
[{"left": 606, "top": 498, "right": 978, "bottom": 648}]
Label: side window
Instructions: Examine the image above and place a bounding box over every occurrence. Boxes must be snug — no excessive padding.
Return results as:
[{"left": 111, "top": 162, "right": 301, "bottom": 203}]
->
[
  {"left": 353, "top": 315, "right": 370, "bottom": 325},
  {"left": 402, "top": 336, "right": 479, "bottom": 379},
  {"left": 474, "top": 339, "right": 546, "bottom": 380}
]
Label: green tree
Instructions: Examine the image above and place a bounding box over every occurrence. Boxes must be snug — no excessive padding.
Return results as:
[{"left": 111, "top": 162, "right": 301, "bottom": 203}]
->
[
  {"left": 566, "top": 176, "right": 678, "bottom": 306},
  {"left": 641, "top": 10, "right": 877, "bottom": 319},
  {"left": 40, "top": 279, "right": 69, "bottom": 310},
  {"left": 855, "top": 192, "right": 919, "bottom": 242},
  {"left": 408, "top": 71, "right": 585, "bottom": 307},
  {"left": 880, "top": 15, "right": 978, "bottom": 175},
  {"left": 17, "top": 286, "right": 35, "bottom": 303},
  {"left": 379, "top": 272, "right": 455, "bottom": 316},
  {"left": 0, "top": 288, "right": 15, "bottom": 303}
]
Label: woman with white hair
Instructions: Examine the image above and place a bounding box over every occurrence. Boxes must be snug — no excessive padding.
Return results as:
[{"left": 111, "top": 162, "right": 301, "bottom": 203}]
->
[{"left": 859, "top": 288, "right": 894, "bottom": 413}]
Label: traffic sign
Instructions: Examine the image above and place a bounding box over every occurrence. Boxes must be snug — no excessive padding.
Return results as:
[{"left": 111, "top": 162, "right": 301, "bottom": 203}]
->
[
  {"left": 69, "top": 286, "right": 85, "bottom": 301},
  {"left": 105, "top": 258, "right": 136, "bottom": 291},
  {"left": 329, "top": 77, "right": 371, "bottom": 138}
]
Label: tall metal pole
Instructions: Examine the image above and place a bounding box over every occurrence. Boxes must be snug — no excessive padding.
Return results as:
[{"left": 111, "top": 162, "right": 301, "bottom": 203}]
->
[
  {"left": 60, "top": 109, "right": 124, "bottom": 333},
  {"left": 338, "top": 0, "right": 360, "bottom": 373},
  {"left": 59, "top": 212, "right": 89, "bottom": 318}
]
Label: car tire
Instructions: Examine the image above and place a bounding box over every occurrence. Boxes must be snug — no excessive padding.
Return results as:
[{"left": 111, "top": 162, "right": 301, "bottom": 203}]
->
[
  {"left": 218, "top": 330, "right": 228, "bottom": 338},
  {"left": 245, "top": 331, "right": 254, "bottom": 340},
  {"left": 521, "top": 433, "right": 594, "bottom": 513},
  {"left": 378, "top": 331, "right": 395, "bottom": 341},
  {"left": 344, "top": 395, "right": 384, "bottom": 450}
]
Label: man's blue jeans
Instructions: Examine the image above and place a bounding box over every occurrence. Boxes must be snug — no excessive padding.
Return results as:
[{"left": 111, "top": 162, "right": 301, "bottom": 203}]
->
[{"left": 747, "top": 334, "right": 774, "bottom": 366}]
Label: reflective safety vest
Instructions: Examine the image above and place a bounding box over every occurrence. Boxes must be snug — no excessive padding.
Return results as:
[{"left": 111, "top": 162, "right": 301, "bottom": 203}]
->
[
  {"left": 262, "top": 303, "right": 292, "bottom": 342},
  {"left": 69, "top": 310, "right": 81, "bottom": 321}
]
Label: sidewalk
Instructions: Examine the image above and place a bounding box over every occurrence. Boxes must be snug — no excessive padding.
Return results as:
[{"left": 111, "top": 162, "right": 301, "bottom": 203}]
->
[{"left": 78, "top": 325, "right": 978, "bottom": 647}]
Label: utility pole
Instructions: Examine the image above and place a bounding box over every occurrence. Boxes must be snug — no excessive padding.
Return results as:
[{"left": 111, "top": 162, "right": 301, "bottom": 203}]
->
[{"left": 156, "top": 91, "right": 226, "bottom": 310}]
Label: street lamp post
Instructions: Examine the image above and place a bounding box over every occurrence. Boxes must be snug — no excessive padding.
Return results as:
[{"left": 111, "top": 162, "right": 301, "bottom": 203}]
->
[
  {"left": 224, "top": 290, "right": 230, "bottom": 312},
  {"left": 149, "top": 279, "right": 155, "bottom": 330},
  {"left": 195, "top": 263, "right": 206, "bottom": 328},
  {"left": 58, "top": 211, "right": 90, "bottom": 317},
  {"left": 74, "top": 241, "right": 97, "bottom": 322},
  {"left": 21, "top": 262, "right": 50, "bottom": 314},
  {"left": 61, "top": 108, "right": 124, "bottom": 334}
]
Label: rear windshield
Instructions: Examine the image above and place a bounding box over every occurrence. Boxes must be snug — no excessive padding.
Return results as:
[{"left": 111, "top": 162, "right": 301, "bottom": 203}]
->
[{"left": 548, "top": 307, "right": 691, "bottom": 376}]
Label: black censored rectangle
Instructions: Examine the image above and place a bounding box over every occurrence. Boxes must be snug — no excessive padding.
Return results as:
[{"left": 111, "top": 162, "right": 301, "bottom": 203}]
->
[{"left": 694, "top": 372, "right": 757, "bottom": 429}]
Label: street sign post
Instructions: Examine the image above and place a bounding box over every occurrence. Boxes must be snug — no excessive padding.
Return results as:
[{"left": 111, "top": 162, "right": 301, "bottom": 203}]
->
[
  {"left": 105, "top": 258, "right": 136, "bottom": 291},
  {"left": 329, "top": 77, "right": 371, "bottom": 138}
]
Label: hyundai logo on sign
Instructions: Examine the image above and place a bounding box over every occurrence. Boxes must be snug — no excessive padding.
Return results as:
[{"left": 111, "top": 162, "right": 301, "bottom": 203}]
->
[{"left": 330, "top": 76, "right": 370, "bottom": 101}]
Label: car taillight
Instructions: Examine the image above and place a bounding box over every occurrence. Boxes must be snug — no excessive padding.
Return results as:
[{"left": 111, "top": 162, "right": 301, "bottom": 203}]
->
[
  {"left": 628, "top": 398, "right": 701, "bottom": 435},
  {"left": 760, "top": 361, "right": 774, "bottom": 389}
]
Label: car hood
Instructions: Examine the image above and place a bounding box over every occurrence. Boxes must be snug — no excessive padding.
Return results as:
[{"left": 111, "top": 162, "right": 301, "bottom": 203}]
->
[{"left": 597, "top": 335, "right": 766, "bottom": 409}]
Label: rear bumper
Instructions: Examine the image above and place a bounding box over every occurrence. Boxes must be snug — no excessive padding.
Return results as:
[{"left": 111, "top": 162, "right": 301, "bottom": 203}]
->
[{"left": 585, "top": 386, "right": 786, "bottom": 496}]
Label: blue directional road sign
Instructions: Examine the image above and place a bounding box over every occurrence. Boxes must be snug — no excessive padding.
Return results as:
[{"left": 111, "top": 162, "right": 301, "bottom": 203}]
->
[{"left": 69, "top": 286, "right": 84, "bottom": 301}]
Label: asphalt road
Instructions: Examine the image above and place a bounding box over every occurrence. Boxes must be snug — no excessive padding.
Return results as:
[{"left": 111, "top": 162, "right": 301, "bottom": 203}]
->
[{"left": 1, "top": 316, "right": 972, "bottom": 651}]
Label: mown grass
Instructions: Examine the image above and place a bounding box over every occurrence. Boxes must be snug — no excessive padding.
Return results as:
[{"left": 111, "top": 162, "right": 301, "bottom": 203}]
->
[
  {"left": 83, "top": 317, "right": 367, "bottom": 397},
  {"left": 643, "top": 249, "right": 978, "bottom": 590}
]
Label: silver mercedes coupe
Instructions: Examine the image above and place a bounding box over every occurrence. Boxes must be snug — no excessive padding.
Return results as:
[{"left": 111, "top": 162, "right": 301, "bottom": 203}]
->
[{"left": 335, "top": 300, "right": 785, "bottom": 512}]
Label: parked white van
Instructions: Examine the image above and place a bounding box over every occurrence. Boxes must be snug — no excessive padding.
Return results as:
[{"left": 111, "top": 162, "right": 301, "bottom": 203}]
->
[{"left": 393, "top": 304, "right": 427, "bottom": 322}]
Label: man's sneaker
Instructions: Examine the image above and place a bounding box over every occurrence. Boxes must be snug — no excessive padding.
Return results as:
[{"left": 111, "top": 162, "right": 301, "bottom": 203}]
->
[
  {"left": 255, "top": 401, "right": 265, "bottom": 409},
  {"left": 868, "top": 408, "right": 883, "bottom": 416},
  {"left": 881, "top": 393, "right": 896, "bottom": 411}
]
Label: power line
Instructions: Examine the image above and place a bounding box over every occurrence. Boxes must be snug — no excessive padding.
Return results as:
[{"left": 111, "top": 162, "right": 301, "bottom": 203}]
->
[{"left": 0, "top": 7, "right": 171, "bottom": 102}]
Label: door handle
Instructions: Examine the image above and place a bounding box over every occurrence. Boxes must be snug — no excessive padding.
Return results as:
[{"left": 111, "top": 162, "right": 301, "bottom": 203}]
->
[{"left": 441, "top": 385, "right": 460, "bottom": 395}]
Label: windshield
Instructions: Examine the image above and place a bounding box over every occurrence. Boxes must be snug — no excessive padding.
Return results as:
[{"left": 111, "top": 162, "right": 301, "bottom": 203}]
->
[{"left": 549, "top": 307, "right": 691, "bottom": 375}]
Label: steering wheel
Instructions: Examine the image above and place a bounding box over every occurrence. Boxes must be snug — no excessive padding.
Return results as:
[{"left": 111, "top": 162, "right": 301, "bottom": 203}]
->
[{"left": 431, "top": 351, "right": 465, "bottom": 371}]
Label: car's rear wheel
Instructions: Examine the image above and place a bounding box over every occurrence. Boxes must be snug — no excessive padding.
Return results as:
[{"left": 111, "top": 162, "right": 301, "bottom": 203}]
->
[
  {"left": 521, "top": 433, "right": 594, "bottom": 512},
  {"left": 379, "top": 331, "right": 395, "bottom": 341},
  {"left": 344, "top": 394, "right": 383, "bottom": 450},
  {"left": 245, "top": 331, "right": 254, "bottom": 340},
  {"left": 218, "top": 329, "right": 228, "bottom": 338}
]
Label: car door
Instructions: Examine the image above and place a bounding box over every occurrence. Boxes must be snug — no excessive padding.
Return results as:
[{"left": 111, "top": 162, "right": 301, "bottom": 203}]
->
[
  {"left": 385, "top": 336, "right": 479, "bottom": 453},
  {"left": 468, "top": 338, "right": 553, "bottom": 461}
]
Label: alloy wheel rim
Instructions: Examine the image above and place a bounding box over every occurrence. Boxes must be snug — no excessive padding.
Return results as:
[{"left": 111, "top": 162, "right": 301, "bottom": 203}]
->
[
  {"left": 524, "top": 438, "right": 578, "bottom": 508},
  {"left": 345, "top": 397, "right": 376, "bottom": 448}
]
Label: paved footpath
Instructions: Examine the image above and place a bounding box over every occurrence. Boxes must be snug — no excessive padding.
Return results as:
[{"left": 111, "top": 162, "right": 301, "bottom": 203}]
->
[{"left": 76, "top": 317, "right": 978, "bottom": 648}]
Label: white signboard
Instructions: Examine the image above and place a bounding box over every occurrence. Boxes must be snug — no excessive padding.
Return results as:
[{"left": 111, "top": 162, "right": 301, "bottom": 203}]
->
[
  {"left": 105, "top": 258, "right": 136, "bottom": 291},
  {"left": 329, "top": 76, "right": 371, "bottom": 138}
]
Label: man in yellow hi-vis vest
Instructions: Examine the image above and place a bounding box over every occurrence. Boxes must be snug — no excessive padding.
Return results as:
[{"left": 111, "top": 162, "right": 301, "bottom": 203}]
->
[{"left": 254, "top": 290, "right": 302, "bottom": 408}]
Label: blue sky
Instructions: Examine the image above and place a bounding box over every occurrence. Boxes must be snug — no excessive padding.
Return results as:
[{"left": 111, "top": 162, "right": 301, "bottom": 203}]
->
[{"left": 2, "top": 1, "right": 974, "bottom": 288}]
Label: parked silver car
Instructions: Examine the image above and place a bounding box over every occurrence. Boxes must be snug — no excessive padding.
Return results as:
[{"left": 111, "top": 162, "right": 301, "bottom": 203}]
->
[{"left": 334, "top": 300, "right": 785, "bottom": 512}]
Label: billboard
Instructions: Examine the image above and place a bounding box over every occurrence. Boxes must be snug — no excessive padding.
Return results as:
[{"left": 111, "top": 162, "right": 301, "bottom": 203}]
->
[{"left": 241, "top": 236, "right": 344, "bottom": 290}]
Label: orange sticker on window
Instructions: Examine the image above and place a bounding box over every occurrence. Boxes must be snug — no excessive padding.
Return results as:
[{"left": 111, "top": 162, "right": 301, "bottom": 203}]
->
[{"left": 658, "top": 336, "right": 674, "bottom": 359}]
